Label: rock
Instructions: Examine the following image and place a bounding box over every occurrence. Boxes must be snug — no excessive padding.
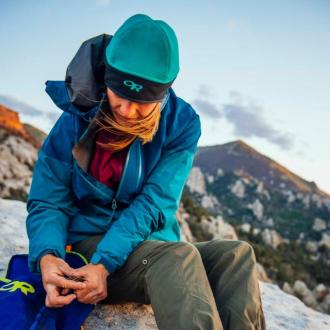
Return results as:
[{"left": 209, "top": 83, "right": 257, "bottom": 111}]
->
[
  {"left": 283, "top": 282, "right": 294, "bottom": 295},
  {"left": 201, "top": 193, "right": 219, "bottom": 209},
  {"left": 320, "top": 294, "right": 330, "bottom": 314},
  {"left": 186, "top": 167, "right": 206, "bottom": 195},
  {"left": 84, "top": 303, "right": 157, "bottom": 330},
  {"left": 313, "top": 218, "right": 327, "bottom": 232},
  {"left": 0, "top": 198, "right": 29, "bottom": 272},
  {"left": 216, "top": 168, "right": 224, "bottom": 177},
  {"left": 252, "top": 228, "right": 261, "bottom": 236},
  {"left": 0, "top": 130, "right": 38, "bottom": 200},
  {"left": 176, "top": 205, "right": 195, "bottom": 243},
  {"left": 240, "top": 223, "right": 251, "bottom": 233},
  {"left": 264, "top": 217, "right": 274, "bottom": 227},
  {"left": 261, "top": 229, "right": 284, "bottom": 249},
  {"left": 2, "top": 198, "right": 330, "bottom": 329},
  {"left": 201, "top": 215, "right": 238, "bottom": 240},
  {"left": 247, "top": 198, "right": 264, "bottom": 221},
  {"left": 319, "top": 233, "right": 330, "bottom": 248},
  {"left": 313, "top": 284, "right": 328, "bottom": 301},
  {"left": 206, "top": 174, "right": 214, "bottom": 183},
  {"left": 293, "top": 280, "right": 318, "bottom": 309},
  {"left": 294, "top": 280, "right": 310, "bottom": 297},
  {"left": 230, "top": 179, "right": 245, "bottom": 198},
  {"left": 306, "top": 241, "right": 318, "bottom": 253},
  {"left": 261, "top": 282, "right": 330, "bottom": 330},
  {"left": 256, "top": 262, "right": 271, "bottom": 283},
  {"left": 256, "top": 181, "right": 271, "bottom": 200}
]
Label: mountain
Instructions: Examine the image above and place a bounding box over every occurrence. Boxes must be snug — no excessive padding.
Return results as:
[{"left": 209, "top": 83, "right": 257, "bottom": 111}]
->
[
  {"left": 0, "top": 104, "right": 41, "bottom": 148},
  {"left": 194, "top": 140, "right": 329, "bottom": 197},
  {"left": 188, "top": 140, "right": 330, "bottom": 243},
  {"left": 0, "top": 104, "right": 43, "bottom": 200},
  {"left": 23, "top": 122, "right": 47, "bottom": 145}
]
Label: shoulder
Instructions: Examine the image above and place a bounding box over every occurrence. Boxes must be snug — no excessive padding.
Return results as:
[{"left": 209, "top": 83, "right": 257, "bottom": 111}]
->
[
  {"left": 162, "top": 88, "right": 201, "bottom": 134},
  {"left": 41, "top": 112, "right": 76, "bottom": 163}
]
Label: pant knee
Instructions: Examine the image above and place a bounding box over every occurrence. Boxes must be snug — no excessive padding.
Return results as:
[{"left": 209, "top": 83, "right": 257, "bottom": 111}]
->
[
  {"left": 148, "top": 241, "right": 203, "bottom": 273},
  {"left": 235, "top": 240, "right": 257, "bottom": 263},
  {"left": 210, "top": 239, "right": 257, "bottom": 266},
  {"left": 169, "top": 241, "right": 203, "bottom": 265}
]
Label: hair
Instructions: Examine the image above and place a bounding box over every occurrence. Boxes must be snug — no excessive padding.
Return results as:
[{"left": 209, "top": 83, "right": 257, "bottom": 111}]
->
[{"left": 92, "top": 100, "right": 161, "bottom": 152}]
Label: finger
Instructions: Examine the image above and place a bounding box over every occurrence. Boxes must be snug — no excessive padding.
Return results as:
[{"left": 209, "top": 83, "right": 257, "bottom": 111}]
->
[
  {"left": 75, "top": 287, "right": 93, "bottom": 301},
  {"left": 51, "top": 275, "right": 86, "bottom": 290},
  {"left": 78, "top": 291, "right": 100, "bottom": 304},
  {"left": 68, "top": 268, "right": 87, "bottom": 279},
  {"left": 46, "top": 291, "right": 76, "bottom": 308},
  {"left": 54, "top": 293, "right": 77, "bottom": 305},
  {"left": 58, "top": 265, "right": 81, "bottom": 278}
]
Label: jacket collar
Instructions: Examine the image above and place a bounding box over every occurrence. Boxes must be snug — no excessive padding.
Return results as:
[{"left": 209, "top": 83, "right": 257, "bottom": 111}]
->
[{"left": 45, "top": 80, "right": 101, "bottom": 123}]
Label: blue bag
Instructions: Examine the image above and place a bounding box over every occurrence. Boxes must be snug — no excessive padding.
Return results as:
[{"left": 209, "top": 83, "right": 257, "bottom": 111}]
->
[{"left": 0, "top": 252, "right": 94, "bottom": 330}]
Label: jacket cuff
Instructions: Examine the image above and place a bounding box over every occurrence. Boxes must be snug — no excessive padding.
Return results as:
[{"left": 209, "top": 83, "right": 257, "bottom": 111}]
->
[{"left": 90, "top": 253, "right": 119, "bottom": 274}]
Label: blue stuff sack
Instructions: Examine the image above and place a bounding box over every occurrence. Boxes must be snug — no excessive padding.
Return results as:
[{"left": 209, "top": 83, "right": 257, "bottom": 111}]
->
[{"left": 0, "top": 252, "right": 94, "bottom": 330}]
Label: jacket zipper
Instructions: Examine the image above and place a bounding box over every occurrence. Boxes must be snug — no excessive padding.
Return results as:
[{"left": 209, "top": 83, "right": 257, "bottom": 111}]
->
[
  {"left": 108, "top": 141, "right": 132, "bottom": 222},
  {"left": 109, "top": 197, "right": 117, "bottom": 221}
]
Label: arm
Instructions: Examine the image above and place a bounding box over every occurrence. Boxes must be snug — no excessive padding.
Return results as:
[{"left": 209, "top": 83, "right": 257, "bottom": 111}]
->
[
  {"left": 90, "top": 112, "right": 202, "bottom": 273},
  {"left": 26, "top": 112, "right": 78, "bottom": 273}
]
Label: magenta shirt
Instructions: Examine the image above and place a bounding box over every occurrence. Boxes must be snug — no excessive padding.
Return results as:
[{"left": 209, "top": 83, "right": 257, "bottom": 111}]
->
[{"left": 88, "top": 129, "right": 129, "bottom": 190}]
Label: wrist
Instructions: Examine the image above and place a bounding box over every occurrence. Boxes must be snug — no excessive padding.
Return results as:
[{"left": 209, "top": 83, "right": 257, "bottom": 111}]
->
[
  {"left": 40, "top": 253, "right": 57, "bottom": 267},
  {"left": 92, "top": 262, "right": 110, "bottom": 276}
]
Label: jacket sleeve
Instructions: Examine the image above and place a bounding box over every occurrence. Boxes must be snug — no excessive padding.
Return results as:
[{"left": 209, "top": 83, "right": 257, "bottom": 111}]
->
[
  {"left": 26, "top": 112, "right": 78, "bottom": 273},
  {"left": 90, "top": 113, "right": 202, "bottom": 273}
]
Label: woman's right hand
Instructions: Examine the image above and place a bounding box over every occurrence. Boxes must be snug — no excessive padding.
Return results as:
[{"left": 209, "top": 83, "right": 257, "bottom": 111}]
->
[{"left": 40, "top": 254, "right": 86, "bottom": 308}]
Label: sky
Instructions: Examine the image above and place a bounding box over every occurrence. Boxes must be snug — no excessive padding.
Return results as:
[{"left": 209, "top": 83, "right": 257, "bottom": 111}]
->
[{"left": 0, "top": 0, "right": 330, "bottom": 193}]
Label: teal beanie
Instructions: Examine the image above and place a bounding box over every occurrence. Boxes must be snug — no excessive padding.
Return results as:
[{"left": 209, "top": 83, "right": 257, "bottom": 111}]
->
[
  {"left": 106, "top": 14, "right": 180, "bottom": 84},
  {"left": 104, "top": 14, "right": 179, "bottom": 103}
]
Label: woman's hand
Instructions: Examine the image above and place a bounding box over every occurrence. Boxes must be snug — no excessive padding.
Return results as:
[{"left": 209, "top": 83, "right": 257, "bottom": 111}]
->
[
  {"left": 40, "top": 254, "right": 86, "bottom": 308},
  {"left": 67, "top": 263, "right": 110, "bottom": 305}
]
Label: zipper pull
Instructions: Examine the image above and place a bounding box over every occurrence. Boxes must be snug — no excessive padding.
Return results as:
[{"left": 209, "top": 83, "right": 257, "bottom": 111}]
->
[{"left": 112, "top": 198, "right": 117, "bottom": 210}]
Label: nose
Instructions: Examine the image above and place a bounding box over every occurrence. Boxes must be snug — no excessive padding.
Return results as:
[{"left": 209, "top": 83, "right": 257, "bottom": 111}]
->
[{"left": 119, "top": 101, "right": 139, "bottom": 119}]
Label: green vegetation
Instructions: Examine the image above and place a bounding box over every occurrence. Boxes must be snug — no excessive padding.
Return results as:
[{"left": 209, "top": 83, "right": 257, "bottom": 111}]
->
[
  {"left": 238, "top": 227, "right": 330, "bottom": 287},
  {"left": 181, "top": 188, "right": 330, "bottom": 288}
]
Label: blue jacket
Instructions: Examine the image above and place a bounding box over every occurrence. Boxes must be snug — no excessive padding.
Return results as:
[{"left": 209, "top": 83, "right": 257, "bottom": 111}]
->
[{"left": 26, "top": 34, "right": 202, "bottom": 274}]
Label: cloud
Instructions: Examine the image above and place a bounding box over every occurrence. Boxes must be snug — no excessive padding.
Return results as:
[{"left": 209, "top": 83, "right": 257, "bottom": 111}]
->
[
  {"left": 192, "top": 99, "right": 222, "bottom": 119},
  {"left": 0, "top": 94, "right": 59, "bottom": 128},
  {"left": 191, "top": 86, "right": 295, "bottom": 150},
  {"left": 0, "top": 95, "right": 43, "bottom": 117},
  {"left": 223, "top": 91, "right": 294, "bottom": 150},
  {"left": 192, "top": 84, "right": 222, "bottom": 118},
  {"left": 195, "top": 84, "right": 216, "bottom": 99}
]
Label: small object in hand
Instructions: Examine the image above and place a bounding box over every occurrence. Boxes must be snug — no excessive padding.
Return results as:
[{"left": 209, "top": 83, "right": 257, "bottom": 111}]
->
[{"left": 64, "top": 274, "right": 85, "bottom": 282}]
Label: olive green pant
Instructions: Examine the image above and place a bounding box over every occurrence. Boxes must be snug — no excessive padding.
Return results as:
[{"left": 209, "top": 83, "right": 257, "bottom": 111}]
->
[{"left": 72, "top": 237, "right": 266, "bottom": 330}]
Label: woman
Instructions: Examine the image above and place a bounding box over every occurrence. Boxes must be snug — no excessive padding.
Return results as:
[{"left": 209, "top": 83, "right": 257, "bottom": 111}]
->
[{"left": 26, "top": 14, "right": 266, "bottom": 330}]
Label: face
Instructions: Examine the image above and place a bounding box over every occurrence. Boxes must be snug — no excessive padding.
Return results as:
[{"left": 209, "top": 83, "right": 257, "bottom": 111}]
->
[{"left": 106, "top": 88, "right": 160, "bottom": 120}]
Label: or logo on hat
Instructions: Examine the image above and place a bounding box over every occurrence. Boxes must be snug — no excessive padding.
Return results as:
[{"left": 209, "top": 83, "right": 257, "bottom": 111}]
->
[{"left": 123, "top": 80, "right": 143, "bottom": 92}]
